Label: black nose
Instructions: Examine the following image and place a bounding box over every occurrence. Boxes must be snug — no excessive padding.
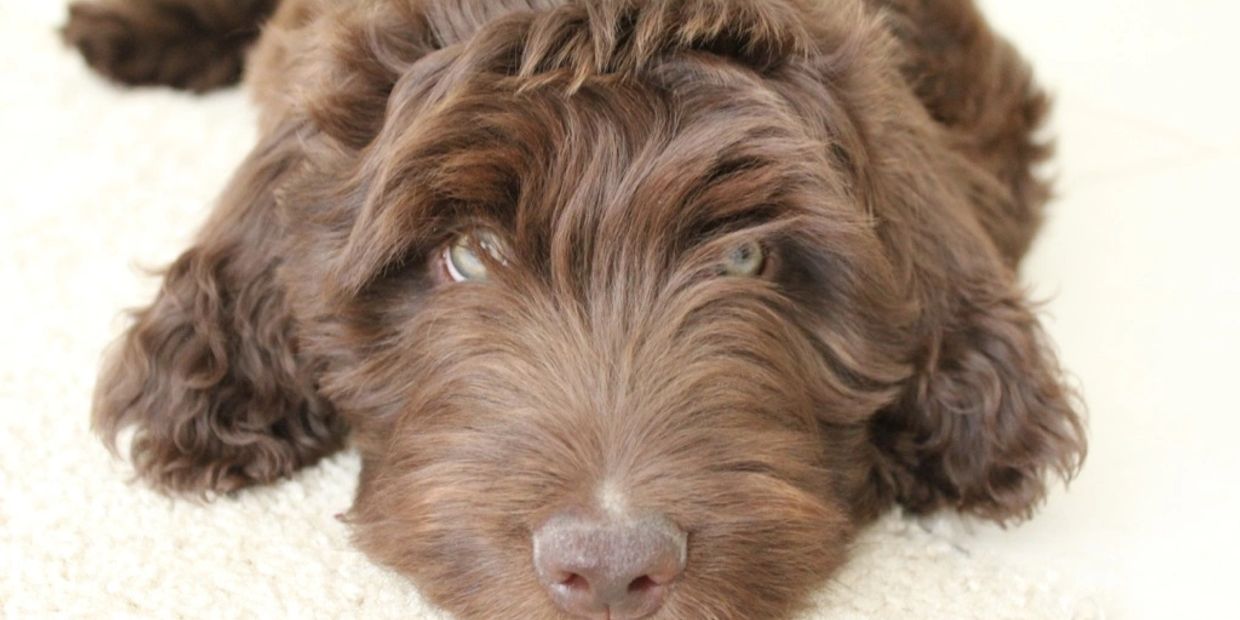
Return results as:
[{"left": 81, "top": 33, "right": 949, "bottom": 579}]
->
[{"left": 532, "top": 511, "right": 687, "bottom": 619}]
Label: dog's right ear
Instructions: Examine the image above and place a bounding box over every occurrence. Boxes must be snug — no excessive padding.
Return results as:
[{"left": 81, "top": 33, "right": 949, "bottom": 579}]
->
[{"left": 94, "top": 125, "right": 346, "bottom": 494}]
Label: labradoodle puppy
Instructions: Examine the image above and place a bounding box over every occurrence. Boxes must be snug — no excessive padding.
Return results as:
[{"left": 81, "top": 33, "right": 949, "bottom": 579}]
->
[{"left": 63, "top": 0, "right": 1085, "bottom": 618}]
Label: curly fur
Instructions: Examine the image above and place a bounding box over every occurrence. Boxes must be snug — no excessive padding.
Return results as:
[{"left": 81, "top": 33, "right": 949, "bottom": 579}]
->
[{"left": 66, "top": 0, "right": 1086, "bottom": 617}]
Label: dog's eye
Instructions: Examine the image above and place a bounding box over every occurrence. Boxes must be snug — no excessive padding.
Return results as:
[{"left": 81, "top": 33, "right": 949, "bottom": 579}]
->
[
  {"left": 722, "top": 241, "right": 766, "bottom": 277},
  {"left": 444, "top": 230, "right": 505, "bottom": 282}
]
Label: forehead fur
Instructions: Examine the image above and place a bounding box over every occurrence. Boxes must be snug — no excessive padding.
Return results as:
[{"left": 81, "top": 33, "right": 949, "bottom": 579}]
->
[
  {"left": 314, "top": 77, "right": 838, "bottom": 297},
  {"left": 430, "top": 0, "right": 819, "bottom": 76},
  {"left": 284, "top": 0, "right": 890, "bottom": 297},
  {"left": 299, "top": 0, "right": 878, "bottom": 148}
]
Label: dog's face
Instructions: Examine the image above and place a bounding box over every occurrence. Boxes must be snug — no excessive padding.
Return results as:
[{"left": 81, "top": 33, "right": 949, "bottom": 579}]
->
[
  {"left": 289, "top": 52, "right": 912, "bottom": 618},
  {"left": 91, "top": 2, "right": 1082, "bottom": 619}
]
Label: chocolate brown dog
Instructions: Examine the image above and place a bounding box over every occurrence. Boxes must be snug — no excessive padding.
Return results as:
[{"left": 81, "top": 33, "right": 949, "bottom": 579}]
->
[{"left": 64, "top": 0, "right": 1085, "bottom": 618}]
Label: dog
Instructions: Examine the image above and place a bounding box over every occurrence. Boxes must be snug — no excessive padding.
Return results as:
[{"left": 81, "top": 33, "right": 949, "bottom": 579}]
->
[{"left": 63, "top": 0, "right": 1086, "bottom": 618}]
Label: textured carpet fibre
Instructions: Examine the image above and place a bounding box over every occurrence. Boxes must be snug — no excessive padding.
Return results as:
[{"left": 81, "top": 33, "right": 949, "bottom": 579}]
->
[{"left": 1, "top": 2, "right": 1099, "bottom": 618}]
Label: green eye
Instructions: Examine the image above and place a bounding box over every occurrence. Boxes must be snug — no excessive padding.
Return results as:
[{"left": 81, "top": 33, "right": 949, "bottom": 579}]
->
[
  {"left": 722, "top": 241, "right": 766, "bottom": 277},
  {"left": 444, "top": 230, "right": 505, "bottom": 282}
]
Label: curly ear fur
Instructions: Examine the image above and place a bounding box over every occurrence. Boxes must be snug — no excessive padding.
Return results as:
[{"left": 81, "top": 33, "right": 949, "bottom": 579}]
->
[
  {"left": 93, "top": 127, "right": 346, "bottom": 494},
  {"left": 858, "top": 0, "right": 1086, "bottom": 522},
  {"left": 872, "top": 275, "right": 1086, "bottom": 522}
]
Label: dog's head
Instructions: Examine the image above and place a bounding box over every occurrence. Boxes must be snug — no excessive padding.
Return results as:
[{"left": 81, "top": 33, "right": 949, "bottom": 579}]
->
[{"left": 102, "top": 1, "right": 1084, "bottom": 618}]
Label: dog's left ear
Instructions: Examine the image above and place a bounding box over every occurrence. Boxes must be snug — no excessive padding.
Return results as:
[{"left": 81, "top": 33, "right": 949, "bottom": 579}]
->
[
  {"left": 869, "top": 240, "right": 1087, "bottom": 522},
  {"left": 812, "top": 0, "right": 1089, "bottom": 524},
  {"left": 854, "top": 123, "right": 1086, "bottom": 523}
]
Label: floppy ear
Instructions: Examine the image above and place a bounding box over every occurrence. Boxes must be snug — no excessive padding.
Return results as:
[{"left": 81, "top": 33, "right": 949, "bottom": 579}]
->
[
  {"left": 803, "top": 0, "right": 1088, "bottom": 524},
  {"left": 870, "top": 250, "right": 1086, "bottom": 522},
  {"left": 94, "top": 125, "right": 346, "bottom": 494},
  {"left": 91, "top": 0, "right": 458, "bottom": 493},
  {"left": 859, "top": 103, "right": 1085, "bottom": 522}
]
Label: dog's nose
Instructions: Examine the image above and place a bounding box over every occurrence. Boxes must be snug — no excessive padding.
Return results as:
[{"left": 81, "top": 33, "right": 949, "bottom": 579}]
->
[{"left": 532, "top": 511, "right": 686, "bottom": 619}]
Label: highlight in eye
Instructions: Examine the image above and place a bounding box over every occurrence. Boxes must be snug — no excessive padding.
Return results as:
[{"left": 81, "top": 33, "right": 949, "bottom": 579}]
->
[
  {"left": 443, "top": 229, "right": 506, "bottom": 282},
  {"left": 721, "top": 240, "right": 767, "bottom": 277}
]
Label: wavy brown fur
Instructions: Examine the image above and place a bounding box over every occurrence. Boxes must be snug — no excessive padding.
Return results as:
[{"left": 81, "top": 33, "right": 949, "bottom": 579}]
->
[
  {"left": 70, "top": 0, "right": 1085, "bottom": 617},
  {"left": 62, "top": 0, "right": 277, "bottom": 92}
]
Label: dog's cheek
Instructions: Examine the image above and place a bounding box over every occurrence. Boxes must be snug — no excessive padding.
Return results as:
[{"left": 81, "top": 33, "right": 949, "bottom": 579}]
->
[
  {"left": 348, "top": 452, "right": 564, "bottom": 619},
  {"left": 657, "top": 473, "right": 854, "bottom": 618}
]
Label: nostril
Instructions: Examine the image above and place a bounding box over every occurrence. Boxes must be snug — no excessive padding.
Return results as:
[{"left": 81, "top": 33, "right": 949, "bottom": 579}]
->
[
  {"left": 627, "top": 575, "right": 659, "bottom": 594},
  {"left": 559, "top": 572, "right": 589, "bottom": 592}
]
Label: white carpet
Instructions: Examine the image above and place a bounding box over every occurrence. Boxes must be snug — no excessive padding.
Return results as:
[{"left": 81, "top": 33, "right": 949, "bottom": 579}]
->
[{"left": 0, "top": 2, "right": 1101, "bottom": 617}]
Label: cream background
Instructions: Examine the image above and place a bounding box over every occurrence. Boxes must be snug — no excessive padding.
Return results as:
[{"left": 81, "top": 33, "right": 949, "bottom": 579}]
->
[
  {"left": 968, "top": 1, "right": 1240, "bottom": 618},
  {"left": 3, "top": 0, "right": 1236, "bottom": 617}
]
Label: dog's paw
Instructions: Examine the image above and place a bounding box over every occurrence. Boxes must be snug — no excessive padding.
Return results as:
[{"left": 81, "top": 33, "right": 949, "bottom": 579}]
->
[{"left": 61, "top": 1, "right": 245, "bottom": 92}]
